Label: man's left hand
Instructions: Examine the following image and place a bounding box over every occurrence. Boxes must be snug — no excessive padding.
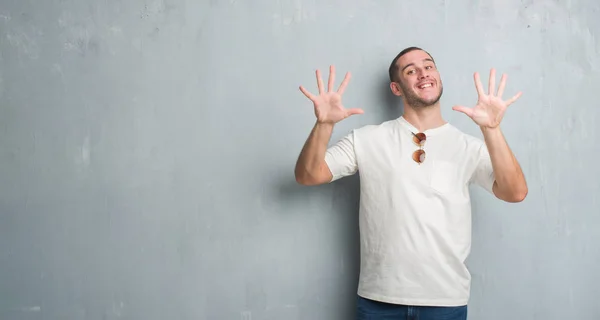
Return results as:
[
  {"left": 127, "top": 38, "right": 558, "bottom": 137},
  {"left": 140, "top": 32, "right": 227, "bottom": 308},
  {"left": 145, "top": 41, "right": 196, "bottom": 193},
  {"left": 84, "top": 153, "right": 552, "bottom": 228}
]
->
[{"left": 452, "top": 69, "right": 522, "bottom": 129}]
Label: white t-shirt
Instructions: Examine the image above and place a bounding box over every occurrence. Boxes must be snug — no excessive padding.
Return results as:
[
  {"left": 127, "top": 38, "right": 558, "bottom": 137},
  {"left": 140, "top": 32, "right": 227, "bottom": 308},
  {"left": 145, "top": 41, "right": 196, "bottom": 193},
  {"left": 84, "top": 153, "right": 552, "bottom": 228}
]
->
[{"left": 324, "top": 116, "right": 495, "bottom": 307}]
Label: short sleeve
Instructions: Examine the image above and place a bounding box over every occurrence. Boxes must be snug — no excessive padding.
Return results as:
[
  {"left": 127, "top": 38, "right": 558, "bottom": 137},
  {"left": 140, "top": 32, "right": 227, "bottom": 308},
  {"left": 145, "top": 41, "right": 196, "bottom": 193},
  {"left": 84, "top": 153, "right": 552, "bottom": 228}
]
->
[
  {"left": 324, "top": 131, "right": 358, "bottom": 182},
  {"left": 470, "top": 142, "right": 496, "bottom": 194}
]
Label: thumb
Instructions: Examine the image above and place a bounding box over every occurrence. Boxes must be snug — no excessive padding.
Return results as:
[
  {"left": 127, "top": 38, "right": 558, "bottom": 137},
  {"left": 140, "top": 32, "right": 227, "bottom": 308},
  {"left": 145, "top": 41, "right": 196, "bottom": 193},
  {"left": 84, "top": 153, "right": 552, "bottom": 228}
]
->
[
  {"left": 452, "top": 105, "right": 473, "bottom": 117},
  {"left": 346, "top": 108, "right": 364, "bottom": 116}
]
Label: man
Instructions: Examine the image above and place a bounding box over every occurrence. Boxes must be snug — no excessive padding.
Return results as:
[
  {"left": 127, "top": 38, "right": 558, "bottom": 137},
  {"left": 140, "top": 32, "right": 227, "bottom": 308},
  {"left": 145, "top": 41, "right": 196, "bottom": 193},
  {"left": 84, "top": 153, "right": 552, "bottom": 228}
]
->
[{"left": 294, "top": 47, "right": 528, "bottom": 320}]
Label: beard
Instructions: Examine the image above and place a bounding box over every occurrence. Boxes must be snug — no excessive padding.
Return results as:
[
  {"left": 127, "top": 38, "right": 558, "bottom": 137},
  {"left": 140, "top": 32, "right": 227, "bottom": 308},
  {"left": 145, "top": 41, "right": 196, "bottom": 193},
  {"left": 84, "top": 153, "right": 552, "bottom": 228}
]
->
[{"left": 398, "top": 80, "right": 443, "bottom": 109}]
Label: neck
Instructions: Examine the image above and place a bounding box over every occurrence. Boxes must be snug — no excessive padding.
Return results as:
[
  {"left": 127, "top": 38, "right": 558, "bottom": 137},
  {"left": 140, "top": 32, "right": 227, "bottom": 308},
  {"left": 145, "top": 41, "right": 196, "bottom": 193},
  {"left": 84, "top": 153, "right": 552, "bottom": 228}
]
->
[{"left": 401, "top": 103, "right": 446, "bottom": 132}]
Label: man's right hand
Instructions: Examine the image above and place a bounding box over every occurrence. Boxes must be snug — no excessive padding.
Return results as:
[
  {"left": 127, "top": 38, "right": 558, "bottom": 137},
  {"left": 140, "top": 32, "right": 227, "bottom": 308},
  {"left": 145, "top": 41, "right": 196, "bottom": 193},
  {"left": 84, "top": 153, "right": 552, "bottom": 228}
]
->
[{"left": 299, "top": 65, "right": 364, "bottom": 124}]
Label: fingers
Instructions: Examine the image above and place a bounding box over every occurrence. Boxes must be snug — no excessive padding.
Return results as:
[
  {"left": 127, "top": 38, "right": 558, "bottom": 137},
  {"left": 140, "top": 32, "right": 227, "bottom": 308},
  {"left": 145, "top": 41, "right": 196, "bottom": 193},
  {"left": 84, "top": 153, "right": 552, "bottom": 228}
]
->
[
  {"left": 492, "top": 71, "right": 521, "bottom": 105},
  {"left": 327, "top": 65, "right": 335, "bottom": 92},
  {"left": 316, "top": 69, "right": 325, "bottom": 94},
  {"left": 488, "top": 68, "right": 496, "bottom": 96},
  {"left": 337, "top": 72, "right": 352, "bottom": 95},
  {"left": 473, "top": 72, "right": 485, "bottom": 96},
  {"left": 299, "top": 85, "right": 316, "bottom": 101},
  {"left": 497, "top": 73, "right": 507, "bottom": 98},
  {"left": 452, "top": 105, "right": 474, "bottom": 118},
  {"left": 505, "top": 91, "right": 522, "bottom": 106},
  {"left": 307, "top": 66, "right": 350, "bottom": 96},
  {"left": 346, "top": 108, "right": 364, "bottom": 116},
  {"left": 478, "top": 69, "right": 517, "bottom": 101}
]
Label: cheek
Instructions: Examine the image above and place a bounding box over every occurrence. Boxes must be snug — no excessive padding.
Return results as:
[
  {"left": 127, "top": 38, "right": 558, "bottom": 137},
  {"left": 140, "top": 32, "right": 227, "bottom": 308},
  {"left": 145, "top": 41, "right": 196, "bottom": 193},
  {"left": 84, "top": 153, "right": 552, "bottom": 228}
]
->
[{"left": 399, "top": 79, "right": 415, "bottom": 90}]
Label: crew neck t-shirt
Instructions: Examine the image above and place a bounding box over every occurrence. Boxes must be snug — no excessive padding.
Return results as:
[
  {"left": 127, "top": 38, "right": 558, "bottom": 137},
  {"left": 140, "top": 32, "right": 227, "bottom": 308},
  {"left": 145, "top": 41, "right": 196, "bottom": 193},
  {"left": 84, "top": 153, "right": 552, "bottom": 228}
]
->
[{"left": 324, "top": 116, "right": 495, "bottom": 306}]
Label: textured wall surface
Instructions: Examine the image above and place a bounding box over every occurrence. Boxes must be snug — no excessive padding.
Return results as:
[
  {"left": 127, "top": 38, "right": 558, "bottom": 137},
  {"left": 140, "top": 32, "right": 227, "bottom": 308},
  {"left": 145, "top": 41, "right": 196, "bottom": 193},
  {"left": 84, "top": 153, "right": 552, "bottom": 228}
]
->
[{"left": 1, "top": 0, "right": 599, "bottom": 319}]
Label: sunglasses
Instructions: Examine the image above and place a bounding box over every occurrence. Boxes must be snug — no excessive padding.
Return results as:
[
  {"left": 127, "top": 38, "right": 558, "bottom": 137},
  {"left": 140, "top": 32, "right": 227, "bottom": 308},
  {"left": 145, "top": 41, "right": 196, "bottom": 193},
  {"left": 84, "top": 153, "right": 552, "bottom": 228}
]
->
[{"left": 411, "top": 132, "right": 427, "bottom": 164}]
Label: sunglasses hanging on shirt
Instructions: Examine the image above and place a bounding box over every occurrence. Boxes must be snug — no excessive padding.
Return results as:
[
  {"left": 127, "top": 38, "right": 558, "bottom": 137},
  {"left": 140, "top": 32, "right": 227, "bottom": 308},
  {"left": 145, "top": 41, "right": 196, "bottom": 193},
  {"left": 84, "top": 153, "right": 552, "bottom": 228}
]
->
[{"left": 411, "top": 132, "right": 426, "bottom": 164}]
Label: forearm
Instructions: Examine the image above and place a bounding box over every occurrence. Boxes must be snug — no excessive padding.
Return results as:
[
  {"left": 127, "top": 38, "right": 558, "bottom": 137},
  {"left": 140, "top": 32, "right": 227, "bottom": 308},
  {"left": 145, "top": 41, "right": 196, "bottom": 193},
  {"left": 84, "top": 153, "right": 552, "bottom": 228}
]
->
[
  {"left": 481, "top": 126, "right": 528, "bottom": 202},
  {"left": 294, "top": 121, "right": 334, "bottom": 185}
]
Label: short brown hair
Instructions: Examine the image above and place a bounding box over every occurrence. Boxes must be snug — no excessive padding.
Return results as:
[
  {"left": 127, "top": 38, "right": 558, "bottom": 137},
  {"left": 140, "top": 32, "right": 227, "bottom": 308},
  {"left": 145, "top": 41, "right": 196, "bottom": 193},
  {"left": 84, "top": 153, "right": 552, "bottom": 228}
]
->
[{"left": 388, "top": 47, "right": 435, "bottom": 82}]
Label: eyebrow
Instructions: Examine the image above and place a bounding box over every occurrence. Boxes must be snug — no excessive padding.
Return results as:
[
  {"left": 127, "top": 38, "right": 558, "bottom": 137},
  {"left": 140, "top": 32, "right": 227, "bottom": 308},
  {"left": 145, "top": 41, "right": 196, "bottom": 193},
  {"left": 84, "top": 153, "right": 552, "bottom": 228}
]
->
[{"left": 401, "top": 58, "right": 435, "bottom": 72}]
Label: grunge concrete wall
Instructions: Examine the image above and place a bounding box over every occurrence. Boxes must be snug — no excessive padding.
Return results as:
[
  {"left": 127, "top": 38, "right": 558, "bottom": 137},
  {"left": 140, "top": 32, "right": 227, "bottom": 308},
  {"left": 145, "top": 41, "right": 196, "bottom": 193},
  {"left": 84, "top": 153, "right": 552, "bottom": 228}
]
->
[{"left": 1, "top": 0, "right": 599, "bottom": 319}]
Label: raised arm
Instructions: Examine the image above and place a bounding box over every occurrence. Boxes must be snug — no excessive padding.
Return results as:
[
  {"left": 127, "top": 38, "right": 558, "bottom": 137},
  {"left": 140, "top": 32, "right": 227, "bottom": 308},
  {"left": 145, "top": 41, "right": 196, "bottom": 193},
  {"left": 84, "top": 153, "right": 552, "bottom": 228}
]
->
[
  {"left": 294, "top": 65, "right": 363, "bottom": 186},
  {"left": 481, "top": 125, "right": 527, "bottom": 202},
  {"left": 453, "top": 69, "right": 528, "bottom": 202}
]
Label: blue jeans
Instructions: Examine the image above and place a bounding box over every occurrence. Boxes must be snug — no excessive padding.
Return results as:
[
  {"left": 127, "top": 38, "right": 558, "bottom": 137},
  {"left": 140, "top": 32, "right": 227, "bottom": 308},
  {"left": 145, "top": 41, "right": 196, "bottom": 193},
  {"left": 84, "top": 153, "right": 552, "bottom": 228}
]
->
[{"left": 356, "top": 295, "right": 468, "bottom": 320}]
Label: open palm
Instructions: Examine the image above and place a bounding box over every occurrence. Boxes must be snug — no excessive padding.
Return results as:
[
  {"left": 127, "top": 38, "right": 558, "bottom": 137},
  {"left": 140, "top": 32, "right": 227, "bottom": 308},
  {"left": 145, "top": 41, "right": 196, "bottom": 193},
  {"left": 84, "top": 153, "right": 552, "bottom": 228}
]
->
[
  {"left": 299, "top": 65, "right": 364, "bottom": 124},
  {"left": 453, "top": 69, "right": 522, "bottom": 128}
]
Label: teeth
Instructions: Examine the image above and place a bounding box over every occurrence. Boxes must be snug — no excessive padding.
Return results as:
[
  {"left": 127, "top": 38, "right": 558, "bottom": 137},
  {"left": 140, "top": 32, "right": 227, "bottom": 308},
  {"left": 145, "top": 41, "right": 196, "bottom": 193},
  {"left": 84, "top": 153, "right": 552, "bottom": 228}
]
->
[{"left": 418, "top": 83, "right": 432, "bottom": 89}]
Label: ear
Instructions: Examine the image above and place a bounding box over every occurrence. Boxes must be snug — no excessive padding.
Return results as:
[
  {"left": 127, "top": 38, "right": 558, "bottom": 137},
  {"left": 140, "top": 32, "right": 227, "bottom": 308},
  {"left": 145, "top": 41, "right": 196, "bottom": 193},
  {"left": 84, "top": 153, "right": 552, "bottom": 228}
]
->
[{"left": 390, "top": 82, "right": 403, "bottom": 97}]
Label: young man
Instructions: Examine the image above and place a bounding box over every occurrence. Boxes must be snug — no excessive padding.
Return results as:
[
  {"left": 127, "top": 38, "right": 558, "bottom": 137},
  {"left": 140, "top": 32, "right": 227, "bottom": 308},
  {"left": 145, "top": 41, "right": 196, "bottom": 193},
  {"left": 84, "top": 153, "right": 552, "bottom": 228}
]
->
[{"left": 294, "top": 47, "right": 528, "bottom": 320}]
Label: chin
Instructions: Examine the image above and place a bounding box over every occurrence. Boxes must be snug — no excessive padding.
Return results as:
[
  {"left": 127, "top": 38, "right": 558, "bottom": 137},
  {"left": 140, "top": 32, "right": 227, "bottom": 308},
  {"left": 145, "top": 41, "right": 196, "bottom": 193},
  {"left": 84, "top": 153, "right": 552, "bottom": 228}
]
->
[
  {"left": 408, "top": 92, "right": 442, "bottom": 109},
  {"left": 420, "top": 93, "right": 438, "bottom": 101},
  {"left": 423, "top": 88, "right": 443, "bottom": 103},
  {"left": 419, "top": 91, "right": 442, "bottom": 101}
]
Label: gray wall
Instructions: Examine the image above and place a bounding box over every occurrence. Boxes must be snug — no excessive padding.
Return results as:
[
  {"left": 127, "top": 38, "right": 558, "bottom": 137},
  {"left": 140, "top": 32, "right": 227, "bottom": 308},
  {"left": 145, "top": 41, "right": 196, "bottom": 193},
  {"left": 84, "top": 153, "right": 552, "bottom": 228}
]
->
[{"left": 1, "top": 0, "right": 599, "bottom": 319}]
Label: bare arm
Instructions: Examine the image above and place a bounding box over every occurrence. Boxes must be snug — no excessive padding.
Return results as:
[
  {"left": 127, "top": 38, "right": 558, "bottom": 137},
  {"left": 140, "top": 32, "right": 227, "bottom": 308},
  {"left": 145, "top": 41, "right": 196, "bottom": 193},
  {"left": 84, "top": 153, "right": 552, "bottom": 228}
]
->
[
  {"left": 453, "top": 68, "right": 527, "bottom": 202},
  {"left": 294, "top": 122, "right": 334, "bottom": 185},
  {"left": 294, "top": 65, "right": 363, "bottom": 186},
  {"left": 482, "top": 126, "right": 528, "bottom": 202}
]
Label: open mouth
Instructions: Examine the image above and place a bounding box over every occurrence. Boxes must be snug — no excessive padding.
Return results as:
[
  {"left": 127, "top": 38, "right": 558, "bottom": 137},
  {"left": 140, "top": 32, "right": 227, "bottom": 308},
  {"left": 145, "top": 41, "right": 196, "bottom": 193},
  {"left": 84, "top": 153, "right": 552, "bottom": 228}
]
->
[{"left": 417, "top": 82, "right": 434, "bottom": 90}]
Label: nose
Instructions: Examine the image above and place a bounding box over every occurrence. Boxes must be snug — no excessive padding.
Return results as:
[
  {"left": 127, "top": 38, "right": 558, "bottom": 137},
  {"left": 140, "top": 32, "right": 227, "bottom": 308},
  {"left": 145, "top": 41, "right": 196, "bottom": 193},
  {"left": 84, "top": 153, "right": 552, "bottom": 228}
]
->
[{"left": 417, "top": 69, "right": 429, "bottom": 79}]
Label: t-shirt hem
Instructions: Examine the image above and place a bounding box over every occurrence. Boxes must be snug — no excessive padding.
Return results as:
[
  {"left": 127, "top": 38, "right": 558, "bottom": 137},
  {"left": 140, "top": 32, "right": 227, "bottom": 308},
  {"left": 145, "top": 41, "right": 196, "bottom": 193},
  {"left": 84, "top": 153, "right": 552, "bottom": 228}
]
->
[{"left": 357, "top": 290, "right": 469, "bottom": 307}]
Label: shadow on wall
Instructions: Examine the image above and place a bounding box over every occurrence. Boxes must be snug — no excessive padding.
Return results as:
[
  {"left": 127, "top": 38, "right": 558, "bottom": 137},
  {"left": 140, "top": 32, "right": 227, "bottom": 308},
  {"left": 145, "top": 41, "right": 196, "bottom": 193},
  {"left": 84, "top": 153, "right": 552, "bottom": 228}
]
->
[
  {"left": 276, "top": 173, "right": 361, "bottom": 318},
  {"left": 271, "top": 75, "right": 401, "bottom": 318}
]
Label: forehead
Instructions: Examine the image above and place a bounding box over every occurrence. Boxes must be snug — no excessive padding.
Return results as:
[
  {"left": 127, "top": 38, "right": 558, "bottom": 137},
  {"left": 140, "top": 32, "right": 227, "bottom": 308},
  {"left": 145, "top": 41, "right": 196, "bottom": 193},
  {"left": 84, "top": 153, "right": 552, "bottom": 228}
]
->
[{"left": 397, "top": 50, "right": 435, "bottom": 70}]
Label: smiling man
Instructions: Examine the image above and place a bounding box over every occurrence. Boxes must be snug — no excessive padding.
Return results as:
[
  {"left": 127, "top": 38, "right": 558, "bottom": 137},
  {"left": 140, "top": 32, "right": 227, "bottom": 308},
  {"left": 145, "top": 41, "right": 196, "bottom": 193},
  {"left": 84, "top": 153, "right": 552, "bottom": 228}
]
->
[{"left": 294, "top": 47, "right": 528, "bottom": 320}]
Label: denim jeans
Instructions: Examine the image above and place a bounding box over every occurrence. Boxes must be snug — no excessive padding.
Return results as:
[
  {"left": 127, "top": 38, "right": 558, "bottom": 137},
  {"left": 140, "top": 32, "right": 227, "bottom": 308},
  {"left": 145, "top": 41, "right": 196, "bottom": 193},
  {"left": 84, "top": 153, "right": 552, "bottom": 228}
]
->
[{"left": 356, "top": 295, "right": 468, "bottom": 320}]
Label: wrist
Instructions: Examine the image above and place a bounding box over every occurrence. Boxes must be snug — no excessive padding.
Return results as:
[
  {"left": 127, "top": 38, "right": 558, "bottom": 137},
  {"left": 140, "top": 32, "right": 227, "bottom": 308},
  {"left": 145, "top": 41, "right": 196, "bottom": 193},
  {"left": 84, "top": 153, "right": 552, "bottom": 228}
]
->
[
  {"left": 480, "top": 125, "right": 504, "bottom": 141},
  {"left": 315, "top": 120, "right": 335, "bottom": 129},
  {"left": 480, "top": 125, "right": 500, "bottom": 133}
]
